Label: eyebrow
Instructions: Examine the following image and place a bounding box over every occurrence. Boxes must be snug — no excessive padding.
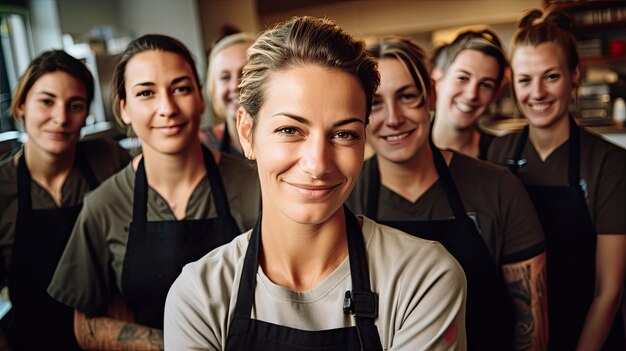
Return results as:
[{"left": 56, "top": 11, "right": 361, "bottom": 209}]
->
[
  {"left": 457, "top": 69, "right": 498, "bottom": 82},
  {"left": 272, "top": 113, "right": 365, "bottom": 127},
  {"left": 132, "top": 75, "right": 193, "bottom": 88},
  {"left": 35, "top": 91, "right": 86, "bottom": 102},
  {"left": 373, "top": 84, "right": 416, "bottom": 97}
]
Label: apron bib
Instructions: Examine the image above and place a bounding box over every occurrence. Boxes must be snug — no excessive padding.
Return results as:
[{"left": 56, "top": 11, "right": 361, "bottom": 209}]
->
[
  {"left": 8, "top": 149, "right": 98, "bottom": 350},
  {"left": 365, "top": 139, "right": 514, "bottom": 350},
  {"left": 122, "top": 146, "right": 241, "bottom": 329},
  {"left": 508, "top": 116, "right": 624, "bottom": 350},
  {"left": 225, "top": 207, "right": 383, "bottom": 350}
]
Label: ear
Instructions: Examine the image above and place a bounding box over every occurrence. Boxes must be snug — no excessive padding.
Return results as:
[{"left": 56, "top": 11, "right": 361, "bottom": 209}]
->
[
  {"left": 571, "top": 65, "right": 581, "bottom": 89},
  {"left": 120, "top": 99, "right": 132, "bottom": 125},
  {"left": 15, "top": 103, "right": 25, "bottom": 120},
  {"left": 431, "top": 67, "right": 443, "bottom": 81},
  {"left": 236, "top": 107, "right": 255, "bottom": 160}
]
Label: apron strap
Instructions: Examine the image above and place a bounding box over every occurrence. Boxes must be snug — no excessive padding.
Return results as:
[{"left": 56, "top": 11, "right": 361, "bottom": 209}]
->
[
  {"left": 364, "top": 157, "right": 381, "bottom": 220},
  {"left": 508, "top": 116, "right": 581, "bottom": 187},
  {"left": 16, "top": 154, "right": 32, "bottom": 213},
  {"left": 232, "top": 215, "right": 262, "bottom": 318},
  {"left": 428, "top": 137, "right": 470, "bottom": 220},
  {"left": 132, "top": 146, "right": 234, "bottom": 226}
]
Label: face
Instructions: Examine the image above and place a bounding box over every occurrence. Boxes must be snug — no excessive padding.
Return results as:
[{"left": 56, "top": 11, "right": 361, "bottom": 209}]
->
[
  {"left": 512, "top": 42, "right": 579, "bottom": 129},
  {"left": 368, "top": 58, "right": 431, "bottom": 164},
  {"left": 238, "top": 65, "right": 366, "bottom": 226},
  {"left": 120, "top": 50, "right": 205, "bottom": 156},
  {"left": 435, "top": 49, "right": 500, "bottom": 130},
  {"left": 17, "top": 71, "right": 88, "bottom": 157},
  {"left": 209, "top": 42, "right": 250, "bottom": 121}
]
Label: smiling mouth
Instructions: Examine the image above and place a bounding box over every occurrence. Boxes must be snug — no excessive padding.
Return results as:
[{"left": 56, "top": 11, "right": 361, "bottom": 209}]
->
[
  {"left": 530, "top": 103, "right": 550, "bottom": 112},
  {"left": 455, "top": 102, "right": 475, "bottom": 113},
  {"left": 286, "top": 182, "right": 340, "bottom": 199},
  {"left": 383, "top": 129, "right": 414, "bottom": 142}
]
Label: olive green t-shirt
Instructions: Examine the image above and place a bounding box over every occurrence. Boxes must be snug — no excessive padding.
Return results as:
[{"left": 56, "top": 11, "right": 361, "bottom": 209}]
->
[
  {"left": 346, "top": 152, "right": 545, "bottom": 267},
  {"left": 0, "top": 139, "right": 131, "bottom": 281},
  {"left": 487, "top": 127, "right": 626, "bottom": 234},
  {"left": 47, "top": 152, "right": 261, "bottom": 315}
]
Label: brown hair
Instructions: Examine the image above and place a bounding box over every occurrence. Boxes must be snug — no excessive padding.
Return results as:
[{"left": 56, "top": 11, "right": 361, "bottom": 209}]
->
[
  {"left": 11, "top": 50, "right": 94, "bottom": 120},
  {"left": 111, "top": 34, "right": 202, "bottom": 127},
  {"left": 511, "top": 9, "right": 579, "bottom": 71},
  {"left": 238, "top": 16, "right": 379, "bottom": 131},
  {"left": 433, "top": 29, "right": 507, "bottom": 85},
  {"left": 367, "top": 35, "right": 432, "bottom": 109}
]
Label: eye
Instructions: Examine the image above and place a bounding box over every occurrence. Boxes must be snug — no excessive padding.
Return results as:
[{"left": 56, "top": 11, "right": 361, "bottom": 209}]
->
[
  {"left": 456, "top": 75, "right": 469, "bottom": 83},
  {"left": 545, "top": 73, "right": 560, "bottom": 82},
  {"left": 516, "top": 77, "right": 530, "bottom": 85},
  {"left": 69, "top": 103, "right": 85, "bottom": 112},
  {"left": 333, "top": 130, "right": 361, "bottom": 141},
  {"left": 219, "top": 74, "right": 231, "bottom": 82},
  {"left": 479, "top": 82, "right": 496, "bottom": 90},
  {"left": 173, "top": 86, "right": 192, "bottom": 94},
  {"left": 39, "top": 98, "right": 54, "bottom": 107},
  {"left": 400, "top": 93, "right": 418, "bottom": 103},
  {"left": 275, "top": 127, "right": 300, "bottom": 136},
  {"left": 136, "top": 90, "right": 153, "bottom": 98}
]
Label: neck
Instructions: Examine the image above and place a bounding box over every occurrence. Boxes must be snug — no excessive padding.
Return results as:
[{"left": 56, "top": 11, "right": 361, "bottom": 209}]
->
[
  {"left": 259, "top": 206, "right": 349, "bottom": 292},
  {"left": 23, "top": 144, "right": 76, "bottom": 205},
  {"left": 432, "top": 117, "right": 481, "bottom": 158},
  {"left": 139, "top": 142, "right": 206, "bottom": 219},
  {"left": 528, "top": 115, "right": 570, "bottom": 161},
  {"left": 377, "top": 142, "right": 440, "bottom": 202}
]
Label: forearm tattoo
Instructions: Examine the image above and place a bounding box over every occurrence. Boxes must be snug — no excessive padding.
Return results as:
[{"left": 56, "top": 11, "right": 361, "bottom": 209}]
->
[{"left": 504, "top": 263, "right": 547, "bottom": 351}]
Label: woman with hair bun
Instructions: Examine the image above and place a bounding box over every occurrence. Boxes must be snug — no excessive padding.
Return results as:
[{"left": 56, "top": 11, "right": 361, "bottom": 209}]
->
[{"left": 488, "top": 9, "right": 626, "bottom": 350}]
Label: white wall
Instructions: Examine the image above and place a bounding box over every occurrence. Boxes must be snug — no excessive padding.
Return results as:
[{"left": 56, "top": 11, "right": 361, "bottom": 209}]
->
[
  {"left": 117, "top": 0, "right": 206, "bottom": 74},
  {"left": 28, "top": 0, "right": 63, "bottom": 54}
]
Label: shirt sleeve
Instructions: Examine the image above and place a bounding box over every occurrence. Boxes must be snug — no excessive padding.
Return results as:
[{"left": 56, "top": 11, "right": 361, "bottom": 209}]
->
[
  {"left": 593, "top": 147, "right": 626, "bottom": 234},
  {"left": 390, "top": 242, "right": 467, "bottom": 350},
  {"left": 498, "top": 170, "right": 546, "bottom": 263},
  {"left": 47, "top": 194, "right": 116, "bottom": 316}
]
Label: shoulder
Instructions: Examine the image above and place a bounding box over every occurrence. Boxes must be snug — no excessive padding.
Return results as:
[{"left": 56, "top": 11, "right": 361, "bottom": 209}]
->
[
  {"left": 82, "top": 163, "right": 134, "bottom": 209},
  {"left": 218, "top": 153, "right": 260, "bottom": 194},
  {"left": 450, "top": 151, "right": 521, "bottom": 190},
  {"left": 487, "top": 131, "right": 520, "bottom": 165},
  {"left": 580, "top": 128, "right": 626, "bottom": 161},
  {"left": 78, "top": 139, "right": 131, "bottom": 180},
  {"left": 0, "top": 153, "right": 17, "bottom": 186}
]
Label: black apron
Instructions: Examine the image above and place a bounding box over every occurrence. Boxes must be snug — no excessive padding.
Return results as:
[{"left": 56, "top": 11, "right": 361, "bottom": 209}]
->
[
  {"left": 507, "top": 116, "right": 625, "bottom": 351},
  {"left": 365, "top": 139, "right": 514, "bottom": 351},
  {"left": 225, "top": 207, "right": 383, "bottom": 351},
  {"left": 7, "top": 149, "right": 98, "bottom": 350},
  {"left": 121, "top": 146, "right": 241, "bottom": 329}
]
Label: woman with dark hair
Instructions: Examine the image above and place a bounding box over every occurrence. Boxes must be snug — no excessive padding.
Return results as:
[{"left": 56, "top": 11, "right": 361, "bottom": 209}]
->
[
  {"left": 165, "top": 17, "right": 466, "bottom": 350},
  {"left": 47, "top": 34, "right": 260, "bottom": 350},
  {"left": 488, "top": 9, "right": 626, "bottom": 350},
  {"left": 0, "top": 50, "right": 130, "bottom": 349},
  {"left": 347, "top": 35, "right": 547, "bottom": 350},
  {"left": 431, "top": 29, "right": 508, "bottom": 160}
]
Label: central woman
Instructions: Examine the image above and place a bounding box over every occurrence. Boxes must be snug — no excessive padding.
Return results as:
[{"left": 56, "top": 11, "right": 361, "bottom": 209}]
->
[{"left": 165, "top": 16, "right": 467, "bottom": 350}]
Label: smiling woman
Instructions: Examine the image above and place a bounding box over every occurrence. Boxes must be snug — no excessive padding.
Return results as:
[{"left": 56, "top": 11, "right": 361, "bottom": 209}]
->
[
  {"left": 46, "top": 35, "right": 261, "bottom": 350},
  {"left": 0, "top": 50, "right": 130, "bottom": 350},
  {"left": 164, "top": 16, "right": 467, "bottom": 351}
]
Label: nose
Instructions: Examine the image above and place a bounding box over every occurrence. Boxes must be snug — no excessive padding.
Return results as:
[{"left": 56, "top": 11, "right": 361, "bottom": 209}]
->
[
  {"left": 383, "top": 101, "right": 405, "bottom": 127},
  {"left": 229, "top": 75, "right": 240, "bottom": 94},
  {"left": 299, "top": 133, "right": 332, "bottom": 179},
  {"left": 530, "top": 80, "right": 547, "bottom": 100},
  {"left": 463, "top": 82, "right": 479, "bottom": 101},
  {"left": 158, "top": 92, "right": 178, "bottom": 117},
  {"left": 52, "top": 104, "right": 69, "bottom": 125}
]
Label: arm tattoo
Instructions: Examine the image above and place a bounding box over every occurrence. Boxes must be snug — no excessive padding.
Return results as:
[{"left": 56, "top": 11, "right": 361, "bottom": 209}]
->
[
  {"left": 117, "top": 323, "right": 164, "bottom": 348},
  {"left": 504, "top": 262, "right": 547, "bottom": 351}
]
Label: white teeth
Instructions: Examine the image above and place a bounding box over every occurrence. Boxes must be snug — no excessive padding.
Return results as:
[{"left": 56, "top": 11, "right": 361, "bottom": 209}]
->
[
  {"left": 386, "top": 131, "right": 409, "bottom": 141},
  {"left": 531, "top": 104, "right": 549, "bottom": 111},
  {"left": 455, "top": 102, "right": 473, "bottom": 113}
]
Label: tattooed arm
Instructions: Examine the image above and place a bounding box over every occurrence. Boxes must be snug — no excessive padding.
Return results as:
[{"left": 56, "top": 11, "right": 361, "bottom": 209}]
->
[
  {"left": 73, "top": 296, "right": 163, "bottom": 350},
  {"left": 502, "top": 252, "right": 548, "bottom": 351},
  {"left": 576, "top": 234, "right": 626, "bottom": 351}
]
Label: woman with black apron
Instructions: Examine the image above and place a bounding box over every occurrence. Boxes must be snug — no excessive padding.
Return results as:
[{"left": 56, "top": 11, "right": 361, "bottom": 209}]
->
[
  {"left": 431, "top": 29, "right": 506, "bottom": 160},
  {"left": 345, "top": 36, "right": 548, "bottom": 350},
  {"left": 47, "top": 35, "right": 261, "bottom": 350},
  {"left": 198, "top": 32, "right": 256, "bottom": 157},
  {"left": 488, "top": 9, "right": 626, "bottom": 351},
  {"left": 165, "top": 17, "right": 467, "bottom": 350},
  {"left": 0, "top": 51, "right": 130, "bottom": 349}
]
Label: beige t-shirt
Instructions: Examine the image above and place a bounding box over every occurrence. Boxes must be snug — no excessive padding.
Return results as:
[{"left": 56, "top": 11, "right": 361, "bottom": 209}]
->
[
  {"left": 164, "top": 217, "right": 467, "bottom": 350},
  {"left": 47, "top": 153, "right": 261, "bottom": 315}
]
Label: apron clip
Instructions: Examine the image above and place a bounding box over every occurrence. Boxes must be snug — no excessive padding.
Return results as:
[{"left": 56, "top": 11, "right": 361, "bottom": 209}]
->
[
  {"left": 343, "top": 290, "right": 378, "bottom": 318},
  {"left": 506, "top": 158, "right": 527, "bottom": 168}
]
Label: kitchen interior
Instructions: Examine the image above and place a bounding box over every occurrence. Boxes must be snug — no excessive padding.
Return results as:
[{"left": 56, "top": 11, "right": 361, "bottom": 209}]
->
[{"left": 1, "top": 0, "right": 626, "bottom": 156}]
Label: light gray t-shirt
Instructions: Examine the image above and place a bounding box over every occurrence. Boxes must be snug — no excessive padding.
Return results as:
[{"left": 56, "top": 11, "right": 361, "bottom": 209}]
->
[{"left": 164, "top": 216, "right": 467, "bottom": 350}]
